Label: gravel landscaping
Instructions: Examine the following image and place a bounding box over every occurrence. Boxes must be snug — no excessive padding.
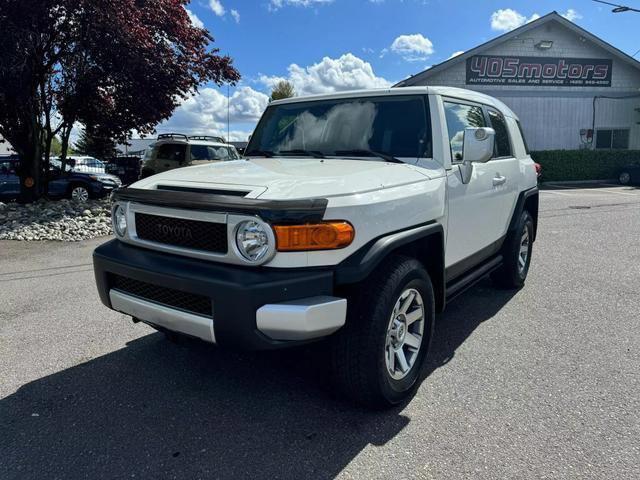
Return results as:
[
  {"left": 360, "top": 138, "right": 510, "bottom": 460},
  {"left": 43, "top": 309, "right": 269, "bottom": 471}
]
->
[{"left": 0, "top": 199, "right": 112, "bottom": 241}]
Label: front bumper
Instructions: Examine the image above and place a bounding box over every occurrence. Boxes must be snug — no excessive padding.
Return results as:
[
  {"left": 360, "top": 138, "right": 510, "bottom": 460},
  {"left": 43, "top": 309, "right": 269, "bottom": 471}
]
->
[{"left": 93, "top": 240, "right": 346, "bottom": 350}]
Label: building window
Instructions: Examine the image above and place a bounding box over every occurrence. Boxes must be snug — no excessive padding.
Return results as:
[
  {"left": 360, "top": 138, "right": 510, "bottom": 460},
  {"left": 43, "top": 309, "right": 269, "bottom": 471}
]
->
[{"left": 595, "top": 129, "right": 629, "bottom": 150}]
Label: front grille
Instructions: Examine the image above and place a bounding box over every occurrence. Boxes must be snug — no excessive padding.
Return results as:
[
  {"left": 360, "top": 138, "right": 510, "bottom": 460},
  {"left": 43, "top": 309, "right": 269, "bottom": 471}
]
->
[
  {"left": 134, "top": 212, "right": 228, "bottom": 253},
  {"left": 111, "top": 275, "right": 212, "bottom": 317}
]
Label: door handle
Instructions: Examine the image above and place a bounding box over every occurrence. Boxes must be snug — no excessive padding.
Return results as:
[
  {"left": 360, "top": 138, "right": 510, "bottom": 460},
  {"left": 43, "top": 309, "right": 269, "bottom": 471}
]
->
[{"left": 493, "top": 175, "right": 506, "bottom": 186}]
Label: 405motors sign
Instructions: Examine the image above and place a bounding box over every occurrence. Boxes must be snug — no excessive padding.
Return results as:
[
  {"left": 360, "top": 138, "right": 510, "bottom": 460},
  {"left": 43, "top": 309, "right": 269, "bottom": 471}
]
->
[{"left": 466, "top": 55, "right": 612, "bottom": 87}]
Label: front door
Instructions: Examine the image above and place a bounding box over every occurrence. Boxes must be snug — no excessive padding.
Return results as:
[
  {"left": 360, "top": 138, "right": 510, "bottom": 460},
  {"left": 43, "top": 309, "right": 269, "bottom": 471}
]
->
[{"left": 443, "top": 100, "right": 519, "bottom": 278}]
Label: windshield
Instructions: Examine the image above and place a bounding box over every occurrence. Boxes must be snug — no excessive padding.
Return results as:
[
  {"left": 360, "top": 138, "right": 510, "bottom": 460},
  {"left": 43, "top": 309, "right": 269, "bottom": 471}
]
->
[
  {"left": 190, "top": 145, "right": 240, "bottom": 161},
  {"left": 246, "top": 95, "right": 431, "bottom": 159}
]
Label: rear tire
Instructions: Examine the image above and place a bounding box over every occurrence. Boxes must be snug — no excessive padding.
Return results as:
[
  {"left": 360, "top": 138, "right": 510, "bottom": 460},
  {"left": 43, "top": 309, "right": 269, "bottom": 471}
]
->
[
  {"left": 619, "top": 171, "right": 631, "bottom": 185},
  {"left": 330, "top": 255, "right": 435, "bottom": 409},
  {"left": 492, "top": 210, "right": 534, "bottom": 289},
  {"left": 69, "top": 184, "right": 90, "bottom": 202}
]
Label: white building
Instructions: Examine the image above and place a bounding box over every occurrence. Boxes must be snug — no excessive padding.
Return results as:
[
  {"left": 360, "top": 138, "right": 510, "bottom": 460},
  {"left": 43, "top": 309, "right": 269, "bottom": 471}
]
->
[{"left": 395, "top": 12, "right": 640, "bottom": 151}]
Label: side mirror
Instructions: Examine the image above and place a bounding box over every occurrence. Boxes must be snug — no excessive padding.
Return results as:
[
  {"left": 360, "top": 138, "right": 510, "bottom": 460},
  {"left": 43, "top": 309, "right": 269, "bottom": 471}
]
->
[
  {"left": 462, "top": 127, "right": 495, "bottom": 164},
  {"left": 247, "top": 134, "right": 252, "bottom": 142},
  {"left": 458, "top": 127, "right": 495, "bottom": 185}
]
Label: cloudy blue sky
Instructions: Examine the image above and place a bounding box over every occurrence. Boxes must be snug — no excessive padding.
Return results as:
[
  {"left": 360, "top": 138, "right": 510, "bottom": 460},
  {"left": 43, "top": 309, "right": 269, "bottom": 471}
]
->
[{"left": 156, "top": 0, "right": 640, "bottom": 142}]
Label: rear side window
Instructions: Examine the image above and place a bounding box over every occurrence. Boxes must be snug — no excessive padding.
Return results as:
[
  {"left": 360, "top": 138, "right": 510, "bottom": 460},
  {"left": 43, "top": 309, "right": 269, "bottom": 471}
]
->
[
  {"left": 516, "top": 120, "right": 530, "bottom": 155},
  {"left": 443, "top": 101, "right": 486, "bottom": 162},
  {"left": 155, "top": 143, "right": 187, "bottom": 163},
  {"left": 487, "top": 109, "right": 512, "bottom": 158}
]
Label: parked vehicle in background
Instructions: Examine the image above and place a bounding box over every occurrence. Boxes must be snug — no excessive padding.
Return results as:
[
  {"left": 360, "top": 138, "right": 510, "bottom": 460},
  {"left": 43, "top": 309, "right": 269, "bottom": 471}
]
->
[
  {"left": 0, "top": 155, "right": 121, "bottom": 202},
  {"left": 50, "top": 156, "right": 107, "bottom": 174},
  {"left": 534, "top": 162, "right": 542, "bottom": 180},
  {"left": 618, "top": 162, "right": 640, "bottom": 185},
  {"left": 94, "top": 87, "right": 538, "bottom": 408},
  {"left": 105, "top": 156, "right": 142, "bottom": 186},
  {"left": 140, "top": 134, "right": 241, "bottom": 179}
]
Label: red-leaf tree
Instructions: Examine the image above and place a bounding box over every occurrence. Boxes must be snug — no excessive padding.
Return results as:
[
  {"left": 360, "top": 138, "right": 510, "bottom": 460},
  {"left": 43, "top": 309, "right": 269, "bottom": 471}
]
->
[{"left": 0, "top": 0, "right": 240, "bottom": 202}]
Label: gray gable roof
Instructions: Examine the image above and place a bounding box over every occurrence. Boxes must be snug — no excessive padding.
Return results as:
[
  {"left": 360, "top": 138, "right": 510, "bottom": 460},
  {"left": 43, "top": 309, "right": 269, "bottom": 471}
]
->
[{"left": 395, "top": 11, "right": 640, "bottom": 87}]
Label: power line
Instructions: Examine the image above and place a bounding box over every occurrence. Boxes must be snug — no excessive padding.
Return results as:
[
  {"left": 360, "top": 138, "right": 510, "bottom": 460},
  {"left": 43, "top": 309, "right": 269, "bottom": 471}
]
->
[{"left": 592, "top": 0, "right": 640, "bottom": 13}]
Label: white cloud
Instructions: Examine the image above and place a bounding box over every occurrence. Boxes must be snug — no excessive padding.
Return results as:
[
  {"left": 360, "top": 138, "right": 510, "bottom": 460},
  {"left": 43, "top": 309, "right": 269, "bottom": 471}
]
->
[
  {"left": 269, "top": 0, "right": 334, "bottom": 11},
  {"left": 390, "top": 34, "right": 434, "bottom": 62},
  {"left": 490, "top": 8, "right": 540, "bottom": 32},
  {"left": 158, "top": 87, "right": 269, "bottom": 138},
  {"left": 259, "top": 53, "right": 391, "bottom": 96},
  {"left": 230, "top": 9, "right": 240, "bottom": 23},
  {"left": 185, "top": 9, "right": 204, "bottom": 29},
  {"left": 562, "top": 9, "right": 582, "bottom": 22},
  {"left": 447, "top": 50, "right": 464, "bottom": 60},
  {"left": 208, "top": 0, "right": 225, "bottom": 17}
]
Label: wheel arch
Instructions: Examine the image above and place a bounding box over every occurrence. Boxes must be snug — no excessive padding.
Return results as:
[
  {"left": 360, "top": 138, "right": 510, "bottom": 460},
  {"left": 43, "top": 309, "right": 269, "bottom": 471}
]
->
[
  {"left": 335, "top": 222, "right": 446, "bottom": 313},
  {"left": 67, "top": 181, "right": 91, "bottom": 195},
  {"left": 508, "top": 186, "right": 539, "bottom": 241}
]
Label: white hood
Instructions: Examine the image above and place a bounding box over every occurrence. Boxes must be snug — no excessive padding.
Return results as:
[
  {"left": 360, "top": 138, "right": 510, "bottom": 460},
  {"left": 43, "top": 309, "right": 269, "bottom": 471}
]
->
[{"left": 133, "top": 158, "right": 432, "bottom": 200}]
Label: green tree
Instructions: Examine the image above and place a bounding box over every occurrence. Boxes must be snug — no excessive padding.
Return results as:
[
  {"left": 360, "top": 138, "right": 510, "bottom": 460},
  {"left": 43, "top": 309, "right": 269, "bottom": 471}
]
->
[
  {"left": 74, "top": 128, "right": 116, "bottom": 159},
  {"left": 270, "top": 80, "right": 296, "bottom": 101},
  {"left": 0, "top": 0, "right": 240, "bottom": 202},
  {"left": 48, "top": 136, "right": 62, "bottom": 156}
]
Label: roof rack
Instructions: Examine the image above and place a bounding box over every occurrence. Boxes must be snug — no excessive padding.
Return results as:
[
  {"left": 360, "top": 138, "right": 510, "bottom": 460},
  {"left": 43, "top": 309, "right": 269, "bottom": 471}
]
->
[
  {"left": 189, "top": 135, "right": 226, "bottom": 143},
  {"left": 157, "top": 133, "right": 189, "bottom": 141}
]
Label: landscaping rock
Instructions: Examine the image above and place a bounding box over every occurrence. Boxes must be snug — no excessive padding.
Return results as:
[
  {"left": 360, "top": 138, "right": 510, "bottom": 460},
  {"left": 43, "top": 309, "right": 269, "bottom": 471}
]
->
[{"left": 0, "top": 198, "right": 112, "bottom": 242}]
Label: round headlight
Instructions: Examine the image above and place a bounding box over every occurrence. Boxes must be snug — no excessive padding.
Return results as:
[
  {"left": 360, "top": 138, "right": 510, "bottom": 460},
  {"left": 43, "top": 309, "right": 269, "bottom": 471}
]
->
[
  {"left": 235, "top": 220, "right": 271, "bottom": 262},
  {"left": 113, "top": 204, "right": 127, "bottom": 237}
]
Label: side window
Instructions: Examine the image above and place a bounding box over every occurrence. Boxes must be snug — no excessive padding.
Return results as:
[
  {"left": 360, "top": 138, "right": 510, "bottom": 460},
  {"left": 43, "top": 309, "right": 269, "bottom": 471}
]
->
[
  {"left": 443, "top": 101, "right": 485, "bottom": 162},
  {"left": 0, "top": 161, "right": 17, "bottom": 175},
  {"left": 156, "top": 143, "right": 186, "bottom": 163},
  {"left": 516, "top": 120, "right": 530, "bottom": 154},
  {"left": 487, "top": 109, "right": 512, "bottom": 158}
]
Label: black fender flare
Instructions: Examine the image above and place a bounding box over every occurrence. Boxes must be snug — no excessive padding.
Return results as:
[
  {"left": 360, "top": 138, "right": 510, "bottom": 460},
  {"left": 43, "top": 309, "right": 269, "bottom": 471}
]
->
[
  {"left": 507, "top": 186, "right": 539, "bottom": 241},
  {"left": 335, "top": 222, "right": 446, "bottom": 312}
]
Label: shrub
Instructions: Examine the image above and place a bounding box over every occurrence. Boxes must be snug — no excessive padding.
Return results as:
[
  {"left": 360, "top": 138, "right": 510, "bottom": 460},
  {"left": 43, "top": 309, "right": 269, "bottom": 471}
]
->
[{"left": 530, "top": 150, "right": 640, "bottom": 182}]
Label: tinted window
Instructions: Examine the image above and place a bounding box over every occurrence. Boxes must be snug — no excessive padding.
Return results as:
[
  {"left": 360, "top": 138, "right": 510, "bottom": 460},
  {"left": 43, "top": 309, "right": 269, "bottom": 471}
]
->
[
  {"left": 516, "top": 120, "right": 530, "bottom": 154},
  {"left": 155, "top": 144, "right": 187, "bottom": 163},
  {"left": 190, "top": 145, "right": 239, "bottom": 161},
  {"left": 488, "top": 109, "right": 512, "bottom": 158},
  {"left": 443, "top": 102, "right": 486, "bottom": 162},
  {"left": 0, "top": 161, "right": 16, "bottom": 175},
  {"left": 247, "top": 95, "right": 431, "bottom": 159}
]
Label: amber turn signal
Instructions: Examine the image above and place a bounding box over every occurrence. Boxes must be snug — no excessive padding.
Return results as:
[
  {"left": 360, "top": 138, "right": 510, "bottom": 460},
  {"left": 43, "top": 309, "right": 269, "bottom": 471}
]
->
[{"left": 274, "top": 222, "right": 355, "bottom": 251}]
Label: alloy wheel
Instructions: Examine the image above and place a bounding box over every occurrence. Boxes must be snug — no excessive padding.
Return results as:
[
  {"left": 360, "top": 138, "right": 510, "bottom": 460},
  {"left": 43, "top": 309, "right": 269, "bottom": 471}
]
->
[
  {"left": 71, "top": 186, "right": 89, "bottom": 202},
  {"left": 518, "top": 228, "right": 530, "bottom": 274},
  {"left": 385, "top": 288, "right": 425, "bottom": 380}
]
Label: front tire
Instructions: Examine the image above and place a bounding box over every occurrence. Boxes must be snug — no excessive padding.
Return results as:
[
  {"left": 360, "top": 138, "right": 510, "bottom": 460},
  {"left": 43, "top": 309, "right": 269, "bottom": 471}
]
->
[
  {"left": 492, "top": 210, "right": 534, "bottom": 289},
  {"left": 331, "top": 255, "right": 435, "bottom": 408}
]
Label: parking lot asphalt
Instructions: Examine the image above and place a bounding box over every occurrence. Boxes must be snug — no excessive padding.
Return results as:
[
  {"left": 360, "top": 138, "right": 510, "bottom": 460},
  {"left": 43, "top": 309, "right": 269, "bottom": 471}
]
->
[{"left": 1, "top": 185, "right": 639, "bottom": 480}]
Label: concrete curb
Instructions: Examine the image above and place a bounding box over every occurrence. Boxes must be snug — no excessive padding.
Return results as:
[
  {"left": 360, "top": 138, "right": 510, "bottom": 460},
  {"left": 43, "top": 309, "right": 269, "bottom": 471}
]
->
[{"left": 540, "top": 179, "right": 617, "bottom": 187}]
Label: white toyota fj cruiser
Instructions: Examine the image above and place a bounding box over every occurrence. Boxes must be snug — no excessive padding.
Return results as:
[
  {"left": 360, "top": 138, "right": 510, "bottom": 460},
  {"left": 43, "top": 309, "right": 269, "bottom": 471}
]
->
[{"left": 94, "top": 86, "right": 538, "bottom": 407}]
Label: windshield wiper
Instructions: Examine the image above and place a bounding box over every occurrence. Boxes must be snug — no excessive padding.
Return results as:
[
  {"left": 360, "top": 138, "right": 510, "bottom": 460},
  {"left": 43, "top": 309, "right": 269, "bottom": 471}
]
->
[
  {"left": 244, "top": 149, "right": 275, "bottom": 158},
  {"left": 334, "top": 149, "right": 403, "bottom": 164},
  {"left": 279, "top": 149, "right": 326, "bottom": 159}
]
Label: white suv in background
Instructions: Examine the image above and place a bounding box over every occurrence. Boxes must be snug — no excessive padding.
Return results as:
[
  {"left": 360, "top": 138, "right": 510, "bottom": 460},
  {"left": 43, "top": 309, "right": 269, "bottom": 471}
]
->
[
  {"left": 140, "top": 134, "right": 241, "bottom": 178},
  {"left": 94, "top": 87, "right": 538, "bottom": 408}
]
